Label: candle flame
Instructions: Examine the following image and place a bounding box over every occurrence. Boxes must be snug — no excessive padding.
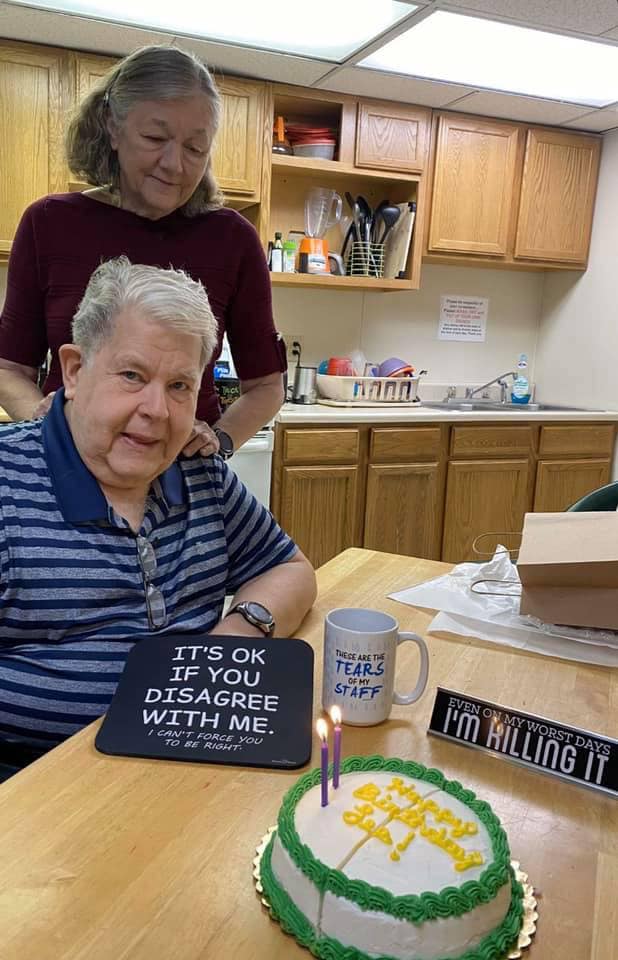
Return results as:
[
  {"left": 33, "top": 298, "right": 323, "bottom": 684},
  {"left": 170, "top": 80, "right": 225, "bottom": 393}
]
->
[
  {"left": 330, "top": 705, "right": 342, "bottom": 726},
  {"left": 316, "top": 718, "right": 328, "bottom": 741}
]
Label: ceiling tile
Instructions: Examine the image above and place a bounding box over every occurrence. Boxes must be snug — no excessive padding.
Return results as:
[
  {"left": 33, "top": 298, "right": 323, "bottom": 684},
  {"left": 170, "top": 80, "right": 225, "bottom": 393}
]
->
[
  {"left": 316, "top": 66, "right": 475, "bottom": 107},
  {"left": 447, "top": 90, "right": 593, "bottom": 124},
  {"left": 172, "top": 37, "right": 332, "bottom": 85},
  {"left": 564, "top": 108, "right": 618, "bottom": 132},
  {"left": 442, "top": 0, "right": 618, "bottom": 36},
  {"left": 0, "top": 5, "right": 169, "bottom": 54}
]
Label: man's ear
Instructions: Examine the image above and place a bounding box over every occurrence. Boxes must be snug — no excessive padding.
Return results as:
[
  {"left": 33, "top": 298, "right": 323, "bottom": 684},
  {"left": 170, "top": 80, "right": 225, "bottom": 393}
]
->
[{"left": 59, "top": 343, "right": 85, "bottom": 400}]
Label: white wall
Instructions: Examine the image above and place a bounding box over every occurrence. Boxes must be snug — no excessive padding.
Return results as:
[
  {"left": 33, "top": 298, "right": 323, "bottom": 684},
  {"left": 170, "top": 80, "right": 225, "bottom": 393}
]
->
[
  {"left": 274, "top": 263, "right": 543, "bottom": 392},
  {"left": 535, "top": 129, "right": 618, "bottom": 411}
]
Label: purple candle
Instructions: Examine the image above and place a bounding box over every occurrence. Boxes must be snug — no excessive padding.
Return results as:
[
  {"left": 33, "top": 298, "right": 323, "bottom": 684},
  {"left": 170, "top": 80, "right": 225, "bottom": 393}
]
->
[
  {"left": 330, "top": 706, "right": 342, "bottom": 789},
  {"left": 317, "top": 718, "right": 329, "bottom": 807}
]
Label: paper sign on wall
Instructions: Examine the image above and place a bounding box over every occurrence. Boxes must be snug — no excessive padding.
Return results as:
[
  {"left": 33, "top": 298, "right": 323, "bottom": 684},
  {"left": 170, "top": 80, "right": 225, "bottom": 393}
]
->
[{"left": 439, "top": 295, "right": 488, "bottom": 341}]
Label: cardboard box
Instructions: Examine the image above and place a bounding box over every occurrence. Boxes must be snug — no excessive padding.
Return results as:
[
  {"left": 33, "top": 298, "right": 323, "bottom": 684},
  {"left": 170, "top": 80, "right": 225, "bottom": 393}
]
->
[{"left": 517, "top": 512, "right": 618, "bottom": 630}]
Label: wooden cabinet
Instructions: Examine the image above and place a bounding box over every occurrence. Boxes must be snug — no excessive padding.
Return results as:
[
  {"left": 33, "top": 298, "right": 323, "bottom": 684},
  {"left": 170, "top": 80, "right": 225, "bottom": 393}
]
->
[
  {"left": 425, "top": 113, "right": 601, "bottom": 271},
  {"left": 279, "top": 465, "right": 363, "bottom": 569},
  {"left": 515, "top": 129, "right": 600, "bottom": 263},
  {"left": 364, "top": 426, "right": 445, "bottom": 560},
  {"left": 442, "top": 459, "right": 532, "bottom": 562},
  {"left": 211, "top": 76, "right": 268, "bottom": 201},
  {"left": 428, "top": 114, "right": 520, "bottom": 256},
  {"left": 533, "top": 459, "right": 611, "bottom": 512},
  {"left": 273, "top": 419, "right": 616, "bottom": 567},
  {"left": 0, "top": 42, "right": 67, "bottom": 257},
  {"left": 355, "top": 100, "right": 430, "bottom": 174},
  {"left": 74, "top": 52, "right": 118, "bottom": 102}
]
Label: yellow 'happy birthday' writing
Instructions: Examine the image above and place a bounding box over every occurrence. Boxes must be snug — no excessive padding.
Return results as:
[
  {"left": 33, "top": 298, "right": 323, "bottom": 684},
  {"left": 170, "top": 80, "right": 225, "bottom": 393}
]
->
[{"left": 342, "top": 777, "right": 484, "bottom": 871}]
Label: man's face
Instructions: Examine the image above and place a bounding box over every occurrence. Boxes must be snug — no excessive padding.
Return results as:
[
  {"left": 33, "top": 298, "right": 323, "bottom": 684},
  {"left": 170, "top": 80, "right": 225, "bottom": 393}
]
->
[{"left": 61, "top": 309, "right": 203, "bottom": 494}]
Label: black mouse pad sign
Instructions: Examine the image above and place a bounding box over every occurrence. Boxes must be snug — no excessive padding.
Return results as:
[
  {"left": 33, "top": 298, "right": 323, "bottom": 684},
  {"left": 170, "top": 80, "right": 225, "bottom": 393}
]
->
[{"left": 95, "top": 634, "right": 314, "bottom": 769}]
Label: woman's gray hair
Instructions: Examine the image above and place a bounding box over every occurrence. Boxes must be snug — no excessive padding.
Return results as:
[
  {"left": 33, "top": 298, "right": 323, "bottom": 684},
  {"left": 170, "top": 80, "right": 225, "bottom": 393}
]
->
[
  {"left": 72, "top": 256, "right": 218, "bottom": 370},
  {"left": 66, "top": 45, "right": 224, "bottom": 217}
]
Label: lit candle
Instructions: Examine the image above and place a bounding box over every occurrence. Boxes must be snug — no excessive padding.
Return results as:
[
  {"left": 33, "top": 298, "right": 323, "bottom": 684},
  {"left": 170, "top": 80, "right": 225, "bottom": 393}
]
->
[
  {"left": 317, "top": 718, "right": 329, "bottom": 807},
  {"left": 330, "top": 705, "right": 342, "bottom": 789}
]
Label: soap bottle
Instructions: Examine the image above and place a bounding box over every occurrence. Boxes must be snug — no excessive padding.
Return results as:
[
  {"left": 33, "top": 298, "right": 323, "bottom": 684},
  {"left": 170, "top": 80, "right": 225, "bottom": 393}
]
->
[
  {"left": 270, "top": 232, "right": 284, "bottom": 272},
  {"left": 511, "top": 353, "right": 531, "bottom": 404}
]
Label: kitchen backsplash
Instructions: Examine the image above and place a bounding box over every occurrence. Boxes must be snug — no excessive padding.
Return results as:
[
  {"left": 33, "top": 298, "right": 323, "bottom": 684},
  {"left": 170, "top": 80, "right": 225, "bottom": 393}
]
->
[
  {"left": 273, "top": 263, "right": 543, "bottom": 390},
  {"left": 0, "top": 260, "right": 542, "bottom": 392}
]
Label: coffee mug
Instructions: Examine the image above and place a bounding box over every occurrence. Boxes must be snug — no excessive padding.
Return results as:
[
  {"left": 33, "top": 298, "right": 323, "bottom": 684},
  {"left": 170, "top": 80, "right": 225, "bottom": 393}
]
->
[{"left": 322, "top": 608, "right": 429, "bottom": 726}]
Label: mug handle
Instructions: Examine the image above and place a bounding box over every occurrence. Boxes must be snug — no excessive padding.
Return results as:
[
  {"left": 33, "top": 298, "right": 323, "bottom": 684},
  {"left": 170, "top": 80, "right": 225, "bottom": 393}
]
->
[{"left": 393, "top": 632, "right": 429, "bottom": 705}]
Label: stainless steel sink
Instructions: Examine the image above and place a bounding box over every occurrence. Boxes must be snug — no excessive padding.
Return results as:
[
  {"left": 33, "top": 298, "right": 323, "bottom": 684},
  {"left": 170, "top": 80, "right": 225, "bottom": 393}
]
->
[{"left": 420, "top": 400, "right": 600, "bottom": 413}]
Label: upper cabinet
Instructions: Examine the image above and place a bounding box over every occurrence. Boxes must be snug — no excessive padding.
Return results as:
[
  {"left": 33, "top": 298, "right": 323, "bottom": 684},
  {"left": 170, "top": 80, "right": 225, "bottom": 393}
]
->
[
  {"left": 0, "top": 42, "right": 68, "bottom": 257},
  {"left": 355, "top": 100, "right": 430, "bottom": 174},
  {"left": 428, "top": 114, "right": 519, "bottom": 256},
  {"left": 514, "top": 128, "right": 600, "bottom": 263},
  {"left": 425, "top": 111, "right": 601, "bottom": 270},
  {"left": 211, "top": 75, "right": 269, "bottom": 201},
  {"left": 74, "top": 52, "right": 118, "bottom": 102}
]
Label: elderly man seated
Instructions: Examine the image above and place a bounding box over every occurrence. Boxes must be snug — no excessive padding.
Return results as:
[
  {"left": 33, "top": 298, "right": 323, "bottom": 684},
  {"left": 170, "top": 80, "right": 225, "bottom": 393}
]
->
[{"left": 0, "top": 257, "right": 316, "bottom": 775}]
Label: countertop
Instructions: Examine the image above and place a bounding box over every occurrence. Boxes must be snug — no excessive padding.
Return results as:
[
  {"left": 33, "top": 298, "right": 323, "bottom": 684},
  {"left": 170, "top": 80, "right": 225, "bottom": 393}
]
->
[
  {"left": 0, "top": 549, "right": 615, "bottom": 959},
  {"left": 277, "top": 402, "right": 618, "bottom": 424}
]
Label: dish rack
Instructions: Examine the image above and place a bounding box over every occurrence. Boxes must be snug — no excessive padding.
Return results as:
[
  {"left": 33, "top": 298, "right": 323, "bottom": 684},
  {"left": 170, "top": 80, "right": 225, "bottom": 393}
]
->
[{"left": 317, "top": 373, "right": 421, "bottom": 404}]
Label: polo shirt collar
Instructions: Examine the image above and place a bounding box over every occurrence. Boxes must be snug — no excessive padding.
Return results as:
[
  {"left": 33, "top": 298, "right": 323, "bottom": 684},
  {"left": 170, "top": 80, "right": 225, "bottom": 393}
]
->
[{"left": 41, "top": 388, "right": 186, "bottom": 522}]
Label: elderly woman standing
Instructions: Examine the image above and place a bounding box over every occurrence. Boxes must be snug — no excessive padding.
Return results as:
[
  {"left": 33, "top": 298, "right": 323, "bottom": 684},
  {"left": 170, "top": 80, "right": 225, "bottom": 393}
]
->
[{"left": 0, "top": 45, "right": 285, "bottom": 458}]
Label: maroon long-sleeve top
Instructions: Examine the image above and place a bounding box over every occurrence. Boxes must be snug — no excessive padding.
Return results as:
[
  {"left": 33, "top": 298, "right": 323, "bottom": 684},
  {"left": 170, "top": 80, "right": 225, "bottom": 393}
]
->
[{"left": 0, "top": 193, "right": 286, "bottom": 422}]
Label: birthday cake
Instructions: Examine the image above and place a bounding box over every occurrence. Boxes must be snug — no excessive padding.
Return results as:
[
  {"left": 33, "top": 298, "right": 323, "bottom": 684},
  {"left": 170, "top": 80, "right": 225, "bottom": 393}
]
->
[{"left": 259, "top": 755, "right": 523, "bottom": 960}]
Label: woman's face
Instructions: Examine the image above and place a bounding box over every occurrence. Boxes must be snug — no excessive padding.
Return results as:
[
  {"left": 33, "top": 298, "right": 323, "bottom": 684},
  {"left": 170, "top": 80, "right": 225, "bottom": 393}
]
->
[{"left": 108, "top": 94, "right": 213, "bottom": 219}]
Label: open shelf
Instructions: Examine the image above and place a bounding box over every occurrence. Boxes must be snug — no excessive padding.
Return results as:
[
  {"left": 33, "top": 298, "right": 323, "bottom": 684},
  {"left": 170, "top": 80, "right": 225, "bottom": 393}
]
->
[
  {"left": 272, "top": 154, "right": 420, "bottom": 185},
  {"left": 270, "top": 273, "right": 413, "bottom": 291}
]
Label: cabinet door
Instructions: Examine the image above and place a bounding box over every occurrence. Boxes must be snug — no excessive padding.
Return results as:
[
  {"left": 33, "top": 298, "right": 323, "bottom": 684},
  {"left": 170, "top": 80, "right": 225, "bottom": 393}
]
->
[
  {"left": 428, "top": 114, "right": 520, "bottom": 255},
  {"left": 279, "top": 465, "right": 362, "bottom": 568},
  {"left": 0, "top": 43, "right": 66, "bottom": 256},
  {"left": 364, "top": 463, "right": 444, "bottom": 560},
  {"left": 75, "top": 53, "right": 118, "bottom": 102},
  {"left": 211, "top": 76, "right": 265, "bottom": 197},
  {"left": 355, "top": 100, "right": 430, "bottom": 173},
  {"left": 534, "top": 459, "right": 611, "bottom": 512},
  {"left": 515, "top": 129, "right": 600, "bottom": 263},
  {"left": 442, "top": 459, "right": 532, "bottom": 563}
]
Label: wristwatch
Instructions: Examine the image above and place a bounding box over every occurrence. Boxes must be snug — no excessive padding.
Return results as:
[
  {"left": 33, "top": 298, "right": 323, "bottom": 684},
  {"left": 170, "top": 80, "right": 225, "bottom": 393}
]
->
[
  {"left": 229, "top": 601, "right": 275, "bottom": 637},
  {"left": 214, "top": 427, "right": 234, "bottom": 460}
]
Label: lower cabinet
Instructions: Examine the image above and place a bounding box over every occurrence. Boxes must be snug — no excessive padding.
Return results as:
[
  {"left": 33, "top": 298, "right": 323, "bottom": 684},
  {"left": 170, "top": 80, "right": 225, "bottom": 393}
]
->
[
  {"left": 441, "top": 459, "right": 532, "bottom": 563},
  {"left": 271, "top": 420, "right": 616, "bottom": 568},
  {"left": 364, "top": 462, "right": 443, "bottom": 560},
  {"left": 533, "top": 459, "right": 611, "bottom": 512},
  {"left": 279, "top": 465, "right": 363, "bottom": 569}
]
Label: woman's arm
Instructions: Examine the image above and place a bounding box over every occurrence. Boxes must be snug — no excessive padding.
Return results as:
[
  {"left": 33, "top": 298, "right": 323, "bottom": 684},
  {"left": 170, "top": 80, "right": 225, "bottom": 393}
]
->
[{"left": 0, "top": 358, "right": 43, "bottom": 421}]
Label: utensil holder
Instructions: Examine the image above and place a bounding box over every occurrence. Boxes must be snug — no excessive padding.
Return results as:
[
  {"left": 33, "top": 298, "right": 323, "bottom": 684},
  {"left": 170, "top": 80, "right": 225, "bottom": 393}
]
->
[{"left": 346, "top": 242, "right": 384, "bottom": 278}]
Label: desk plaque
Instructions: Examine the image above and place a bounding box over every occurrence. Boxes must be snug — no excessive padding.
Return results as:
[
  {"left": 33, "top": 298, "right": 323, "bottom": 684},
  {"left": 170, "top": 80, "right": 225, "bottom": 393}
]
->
[
  {"left": 96, "top": 634, "right": 314, "bottom": 769},
  {"left": 428, "top": 687, "right": 616, "bottom": 798}
]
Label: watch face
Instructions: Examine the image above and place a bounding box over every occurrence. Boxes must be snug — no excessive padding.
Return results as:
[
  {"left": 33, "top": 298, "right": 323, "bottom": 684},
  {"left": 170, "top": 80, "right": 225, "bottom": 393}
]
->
[
  {"left": 245, "top": 602, "right": 273, "bottom": 625},
  {"left": 216, "top": 429, "right": 234, "bottom": 459}
]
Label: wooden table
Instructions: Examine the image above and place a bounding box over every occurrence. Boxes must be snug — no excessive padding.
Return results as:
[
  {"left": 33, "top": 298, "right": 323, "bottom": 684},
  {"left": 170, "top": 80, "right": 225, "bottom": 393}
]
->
[{"left": 0, "top": 549, "right": 615, "bottom": 960}]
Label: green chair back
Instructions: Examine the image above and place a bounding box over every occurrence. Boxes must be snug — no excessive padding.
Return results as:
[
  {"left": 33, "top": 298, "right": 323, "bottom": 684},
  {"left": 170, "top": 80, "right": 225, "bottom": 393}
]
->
[{"left": 567, "top": 481, "right": 618, "bottom": 512}]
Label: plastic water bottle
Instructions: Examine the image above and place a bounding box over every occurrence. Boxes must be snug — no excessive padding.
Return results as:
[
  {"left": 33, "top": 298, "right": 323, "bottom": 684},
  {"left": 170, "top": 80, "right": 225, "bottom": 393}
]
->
[{"left": 511, "top": 353, "right": 531, "bottom": 404}]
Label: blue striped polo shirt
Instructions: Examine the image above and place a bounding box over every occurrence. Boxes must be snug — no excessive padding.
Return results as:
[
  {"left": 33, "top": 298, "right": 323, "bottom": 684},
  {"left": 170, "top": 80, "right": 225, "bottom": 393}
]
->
[{"left": 0, "top": 390, "right": 296, "bottom": 748}]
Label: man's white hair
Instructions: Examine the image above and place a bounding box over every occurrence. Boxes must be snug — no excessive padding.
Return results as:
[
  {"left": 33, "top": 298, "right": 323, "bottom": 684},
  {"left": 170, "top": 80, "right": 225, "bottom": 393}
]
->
[{"left": 72, "top": 256, "right": 218, "bottom": 368}]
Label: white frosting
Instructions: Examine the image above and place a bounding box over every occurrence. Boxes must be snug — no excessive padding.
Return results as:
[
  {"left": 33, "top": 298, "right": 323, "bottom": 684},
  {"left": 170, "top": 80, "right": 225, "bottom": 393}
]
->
[{"left": 270, "top": 767, "right": 512, "bottom": 960}]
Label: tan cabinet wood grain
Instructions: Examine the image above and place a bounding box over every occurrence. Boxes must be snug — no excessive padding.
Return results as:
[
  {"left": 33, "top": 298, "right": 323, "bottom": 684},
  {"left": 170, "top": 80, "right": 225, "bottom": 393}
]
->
[
  {"left": 428, "top": 114, "right": 520, "bottom": 255},
  {"left": 212, "top": 76, "right": 266, "bottom": 198},
  {"left": 364, "top": 462, "right": 444, "bottom": 560},
  {"left": 442, "top": 458, "right": 532, "bottom": 562},
  {"left": 279, "top": 465, "right": 362, "bottom": 569},
  {"left": 538, "top": 423, "right": 615, "bottom": 458},
  {"left": 369, "top": 427, "right": 443, "bottom": 463},
  {"left": 0, "top": 43, "right": 67, "bottom": 256},
  {"left": 74, "top": 52, "right": 118, "bottom": 102},
  {"left": 533, "top": 459, "right": 611, "bottom": 512},
  {"left": 355, "top": 100, "right": 430, "bottom": 174},
  {"left": 450, "top": 425, "right": 534, "bottom": 459},
  {"left": 515, "top": 129, "right": 601, "bottom": 263},
  {"left": 283, "top": 429, "right": 360, "bottom": 464}
]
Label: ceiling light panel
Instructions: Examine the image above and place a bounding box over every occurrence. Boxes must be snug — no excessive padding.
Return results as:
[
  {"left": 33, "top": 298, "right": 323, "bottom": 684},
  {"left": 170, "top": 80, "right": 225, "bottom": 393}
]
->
[
  {"left": 359, "top": 11, "right": 618, "bottom": 107},
  {"left": 5, "top": 1, "right": 417, "bottom": 61}
]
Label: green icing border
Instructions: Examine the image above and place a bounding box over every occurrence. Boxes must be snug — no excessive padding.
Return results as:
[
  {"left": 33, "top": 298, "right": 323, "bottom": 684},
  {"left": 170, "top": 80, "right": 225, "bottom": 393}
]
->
[
  {"left": 276, "top": 756, "right": 513, "bottom": 924},
  {"left": 260, "top": 832, "right": 524, "bottom": 960}
]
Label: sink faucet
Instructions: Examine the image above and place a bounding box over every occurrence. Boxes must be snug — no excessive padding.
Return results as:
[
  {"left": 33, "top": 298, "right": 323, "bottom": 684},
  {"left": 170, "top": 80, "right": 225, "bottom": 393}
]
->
[{"left": 465, "top": 371, "right": 517, "bottom": 403}]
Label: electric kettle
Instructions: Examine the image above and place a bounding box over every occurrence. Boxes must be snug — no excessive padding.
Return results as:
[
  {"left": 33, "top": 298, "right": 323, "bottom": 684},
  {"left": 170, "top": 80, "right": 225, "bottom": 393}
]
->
[{"left": 291, "top": 365, "right": 317, "bottom": 404}]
